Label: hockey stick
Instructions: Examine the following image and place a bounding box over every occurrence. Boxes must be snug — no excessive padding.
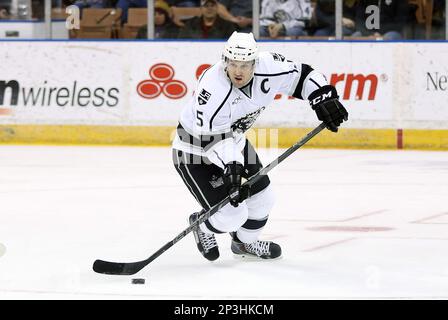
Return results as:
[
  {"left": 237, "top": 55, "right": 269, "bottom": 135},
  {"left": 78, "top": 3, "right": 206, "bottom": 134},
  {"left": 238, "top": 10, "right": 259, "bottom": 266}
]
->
[{"left": 93, "top": 122, "right": 326, "bottom": 275}]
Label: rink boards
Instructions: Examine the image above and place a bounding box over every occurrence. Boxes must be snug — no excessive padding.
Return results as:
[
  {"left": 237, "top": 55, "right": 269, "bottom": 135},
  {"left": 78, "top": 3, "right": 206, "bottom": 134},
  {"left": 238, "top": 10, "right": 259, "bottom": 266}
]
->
[
  {"left": 1, "top": 124, "right": 447, "bottom": 150},
  {"left": 0, "top": 41, "right": 447, "bottom": 150}
]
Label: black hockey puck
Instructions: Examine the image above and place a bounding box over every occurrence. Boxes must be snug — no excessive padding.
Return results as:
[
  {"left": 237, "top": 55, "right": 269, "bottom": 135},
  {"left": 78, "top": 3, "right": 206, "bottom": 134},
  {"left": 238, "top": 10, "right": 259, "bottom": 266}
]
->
[{"left": 131, "top": 278, "right": 145, "bottom": 284}]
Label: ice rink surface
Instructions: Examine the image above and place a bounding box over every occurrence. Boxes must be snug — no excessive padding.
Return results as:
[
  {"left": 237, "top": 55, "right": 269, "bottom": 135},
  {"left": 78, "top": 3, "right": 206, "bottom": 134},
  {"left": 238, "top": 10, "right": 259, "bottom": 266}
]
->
[{"left": 0, "top": 145, "right": 447, "bottom": 299}]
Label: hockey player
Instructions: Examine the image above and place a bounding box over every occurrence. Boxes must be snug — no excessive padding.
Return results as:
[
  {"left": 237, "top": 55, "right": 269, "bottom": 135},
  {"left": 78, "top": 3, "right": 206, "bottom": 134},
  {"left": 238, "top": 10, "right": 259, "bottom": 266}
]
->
[{"left": 172, "top": 32, "right": 348, "bottom": 261}]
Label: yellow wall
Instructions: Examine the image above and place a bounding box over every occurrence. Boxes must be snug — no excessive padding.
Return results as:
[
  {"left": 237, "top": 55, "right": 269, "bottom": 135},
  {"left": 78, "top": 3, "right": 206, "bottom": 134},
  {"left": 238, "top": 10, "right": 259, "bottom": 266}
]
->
[{"left": 1, "top": 125, "right": 447, "bottom": 150}]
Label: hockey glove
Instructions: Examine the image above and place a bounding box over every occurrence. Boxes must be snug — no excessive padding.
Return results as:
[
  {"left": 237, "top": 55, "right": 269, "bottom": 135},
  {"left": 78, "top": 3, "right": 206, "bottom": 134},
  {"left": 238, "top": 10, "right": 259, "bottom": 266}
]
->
[
  {"left": 309, "top": 85, "right": 348, "bottom": 132},
  {"left": 223, "top": 162, "right": 249, "bottom": 207}
]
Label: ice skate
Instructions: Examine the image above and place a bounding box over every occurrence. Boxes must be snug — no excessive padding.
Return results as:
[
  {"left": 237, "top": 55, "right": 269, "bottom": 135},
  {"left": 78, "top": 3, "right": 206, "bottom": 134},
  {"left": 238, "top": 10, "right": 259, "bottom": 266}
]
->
[
  {"left": 230, "top": 233, "right": 282, "bottom": 259},
  {"left": 189, "top": 212, "right": 219, "bottom": 261}
]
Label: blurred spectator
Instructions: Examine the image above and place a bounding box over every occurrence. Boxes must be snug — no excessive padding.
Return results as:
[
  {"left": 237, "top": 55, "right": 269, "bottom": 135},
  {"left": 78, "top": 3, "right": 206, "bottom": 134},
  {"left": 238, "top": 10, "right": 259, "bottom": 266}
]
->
[
  {"left": 0, "top": 8, "right": 8, "bottom": 18},
  {"left": 313, "top": 0, "right": 356, "bottom": 37},
  {"left": 0, "top": 0, "right": 10, "bottom": 18},
  {"left": 431, "top": 0, "right": 446, "bottom": 39},
  {"left": 177, "top": 0, "right": 236, "bottom": 39},
  {"left": 136, "top": 0, "right": 180, "bottom": 38},
  {"left": 352, "top": 0, "right": 409, "bottom": 40},
  {"left": 259, "top": 0, "right": 312, "bottom": 38},
  {"left": 170, "top": 0, "right": 247, "bottom": 29},
  {"left": 166, "top": 0, "right": 199, "bottom": 7},
  {"left": 31, "top": 0, "right": 43, "bottom": 19},
  {"left": 29, "top": 0, "right": 77, "bottom": 20},
  {"left": 7, "top": 0, "right": 32, "bottom": 19},
  {"left": 116, "top": 0, "right": 146, "bottom": 23},
  {"left": 220, "top": 0, "right": 252, "bottom": 32},
  {"left": 74, "top": 0, "right": 108, "bottom": 11},
  {"left": 72, "top": 0, "right": 107, "bottom": 19}
]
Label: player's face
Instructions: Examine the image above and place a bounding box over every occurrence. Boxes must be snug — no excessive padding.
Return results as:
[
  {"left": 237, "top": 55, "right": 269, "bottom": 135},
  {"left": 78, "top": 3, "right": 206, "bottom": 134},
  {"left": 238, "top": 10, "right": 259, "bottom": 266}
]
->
[{"left": 226, "top": 60, "right": 255, "bottom": 88}]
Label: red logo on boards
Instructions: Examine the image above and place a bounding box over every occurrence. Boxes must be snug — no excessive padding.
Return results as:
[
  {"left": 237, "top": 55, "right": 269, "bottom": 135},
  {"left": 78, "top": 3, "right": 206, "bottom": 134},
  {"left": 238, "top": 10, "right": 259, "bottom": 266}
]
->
[
  {"left": 274, "top": 73, "right": 383, "bottom": 101},
  {"left": 196, "top": 64, "right": 211, "bottom": 79},
  {"left": 330, "top": 73, "right": 379, "bottom": 100},
  {"left": 137, "top": 63, "right": 187, "bottom": 99}
]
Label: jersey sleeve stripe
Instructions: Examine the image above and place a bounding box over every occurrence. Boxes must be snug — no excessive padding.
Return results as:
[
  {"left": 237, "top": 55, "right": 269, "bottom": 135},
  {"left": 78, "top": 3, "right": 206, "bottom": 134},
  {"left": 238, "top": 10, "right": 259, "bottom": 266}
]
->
[
  {"left": 254, "top": 69, "right": 298, "bottom": 77},
  {"left": 209, "top": 83, "right": 233, "bottom": 131},
  {"left": 292, "top": 63, "right": 313, "bottom": 100}
]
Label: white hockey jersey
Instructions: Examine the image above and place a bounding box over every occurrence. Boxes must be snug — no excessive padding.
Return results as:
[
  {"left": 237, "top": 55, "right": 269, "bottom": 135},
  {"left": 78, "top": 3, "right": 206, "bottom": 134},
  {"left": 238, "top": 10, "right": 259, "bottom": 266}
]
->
[
  {"left": 260, "top": 0, "right": 312, "bottom": 31},
  {"left": 172, "top": 51, "right": 327, "bottom": 169}
]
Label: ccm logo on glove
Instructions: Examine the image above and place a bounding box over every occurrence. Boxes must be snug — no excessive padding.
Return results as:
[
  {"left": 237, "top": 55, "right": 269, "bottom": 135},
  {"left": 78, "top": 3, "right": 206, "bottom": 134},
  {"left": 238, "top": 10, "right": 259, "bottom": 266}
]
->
[
  {"left": 308, "top": 85, "right": 348, "bottom": 133},
  {"left": 310, "top": 91, "right": 333, "bottom": 106}
]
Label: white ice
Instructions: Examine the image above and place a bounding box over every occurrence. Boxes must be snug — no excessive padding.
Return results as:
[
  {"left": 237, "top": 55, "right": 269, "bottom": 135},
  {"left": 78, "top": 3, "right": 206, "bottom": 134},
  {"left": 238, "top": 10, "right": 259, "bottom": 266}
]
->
[{"left": 0, "top": 145, "right": 447, "bottom": 299}]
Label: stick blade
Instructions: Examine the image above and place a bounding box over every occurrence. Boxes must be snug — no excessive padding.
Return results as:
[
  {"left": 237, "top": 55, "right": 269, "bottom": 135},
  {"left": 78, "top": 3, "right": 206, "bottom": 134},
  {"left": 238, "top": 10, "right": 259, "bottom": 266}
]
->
[{"left": 93, "top": 259, "right": 144, "bottom": 275}]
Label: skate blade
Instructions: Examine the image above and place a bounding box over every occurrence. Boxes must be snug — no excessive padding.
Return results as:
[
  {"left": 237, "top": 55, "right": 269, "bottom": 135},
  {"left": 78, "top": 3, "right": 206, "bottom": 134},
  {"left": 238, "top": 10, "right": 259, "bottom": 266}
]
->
[{"left": 232, "top": 253, "right": 283, "bottom": 261}]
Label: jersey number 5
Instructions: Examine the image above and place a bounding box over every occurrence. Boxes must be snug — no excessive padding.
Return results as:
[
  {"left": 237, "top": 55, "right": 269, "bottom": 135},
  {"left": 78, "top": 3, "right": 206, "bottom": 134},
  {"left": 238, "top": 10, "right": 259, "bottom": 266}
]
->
[{"left": 196, "top": 110, "right": 204, "bottom": 127}]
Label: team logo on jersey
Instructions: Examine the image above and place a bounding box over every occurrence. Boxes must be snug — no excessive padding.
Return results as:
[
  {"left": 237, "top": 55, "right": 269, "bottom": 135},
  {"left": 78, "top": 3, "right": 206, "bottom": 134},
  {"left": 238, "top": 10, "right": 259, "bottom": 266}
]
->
[
  {"left": 231, "top": 107, "right": 266, "bottom": 134},
  {"left": 209, "top": 174, "right": 224, "bottom": 188},
  {"left": 198, "top": 89, "right": 211, "bottom": 105},
  {"left": 232, "top": 96, "right": 242, "bottom": 105},
  {"left": 271, "top": 52, "right": 286, "bottom": 62},
  {"left": 137, "top": 63, "right": 187, "bottom": 100}
]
